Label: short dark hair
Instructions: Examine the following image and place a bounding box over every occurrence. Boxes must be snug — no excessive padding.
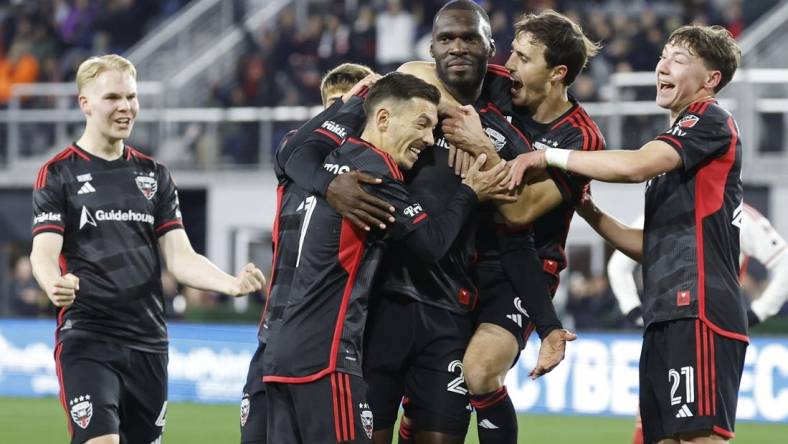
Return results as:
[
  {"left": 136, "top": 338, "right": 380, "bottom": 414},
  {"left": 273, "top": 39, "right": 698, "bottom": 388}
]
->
[
  {"left": 363, "top": 72, "right": 441, "bottom": 118},
  {"left": 514, "top": 10, "right": 600, "bottom": 86},
  {"left": 667, "top": 25, "right": 741, "bottom": 93},
  {"left": 434, "top": 0, "right": 491, "bottom": 40},
  {"left": 320, "top": 63, "right": 375, "bottom": 105}
]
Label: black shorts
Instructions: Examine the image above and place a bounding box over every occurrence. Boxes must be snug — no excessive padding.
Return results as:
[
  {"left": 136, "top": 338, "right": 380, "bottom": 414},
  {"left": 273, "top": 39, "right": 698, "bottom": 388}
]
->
[
  {"left": 241, "top": 343, "right": 267, "bottom": 444},
  {"left": 55, "top": 337, "right": 168, "bottom": 444},
  {"left": 640, "top": 319, "right": 747, "bottom": 443},
  {"left": 266, "top": 372, "right": 372, "bottom": 443},
  {"left": 475, "top": 261, "right": 537, "bottom": 353},
  {"left": 363, "top": 292, "right": 473, "bottom": 436}
]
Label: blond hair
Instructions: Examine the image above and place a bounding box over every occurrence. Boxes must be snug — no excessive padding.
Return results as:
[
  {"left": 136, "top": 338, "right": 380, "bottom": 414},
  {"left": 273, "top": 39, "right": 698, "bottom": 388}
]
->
[
  {"left": 320, "top": 63, "right": 375, "bottom": 105},
  {"left": 76, "top": 54, "right": 137, "bottom": 93}
]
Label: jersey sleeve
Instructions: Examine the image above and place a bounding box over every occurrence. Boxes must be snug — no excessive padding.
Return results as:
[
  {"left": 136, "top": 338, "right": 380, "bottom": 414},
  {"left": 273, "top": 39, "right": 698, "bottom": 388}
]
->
[
  {"left": 367, "top": 178, "right": 428, "bottom": 241},
  {"left": 654, "top": 109, "right": 733, "bottom": 172},
  {"left": 153, "top": 164, "right": 184, "bottom": 237},
  {"left": 741, "top": 206, "right": 787, "bottom": 268},
  {"left": 32, "top": 166, "right": 66, "bottom": 237},
  {"left": 278, "top": 95, "right": 368, "bottom": 196}
]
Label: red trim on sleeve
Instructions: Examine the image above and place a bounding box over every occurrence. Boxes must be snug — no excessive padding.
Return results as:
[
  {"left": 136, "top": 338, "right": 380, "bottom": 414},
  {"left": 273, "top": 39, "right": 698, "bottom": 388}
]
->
[
  {"left": 412, "top": 213, "right": 428, "bottom": 224},
  {"left": 314, "top": 128, "right": 343, "bottom": 145},
  {"left": 712, "top": 426, "right": 734, "bottom": 439},
  {"left": 694, "top": 116, "right": 748, "bottom": 343},
  {"left": 32, "top": 224, "right": 65, "bottom": 235},
  {"left": 657, "top": 135, "right": 683, "bottom": 149},
  {"left": 155, "top": 220, "right": 183, "bottom": 234}
]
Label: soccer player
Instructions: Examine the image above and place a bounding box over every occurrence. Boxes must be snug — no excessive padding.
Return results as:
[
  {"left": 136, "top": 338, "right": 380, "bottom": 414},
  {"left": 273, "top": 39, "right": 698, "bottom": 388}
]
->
[
  {"left": 415, "top": 10, "right": 603, "bottom": 442},
  {"left": 29, "top": 54, "right": 265, "bottom": 444},
  {"left": 603, "top": 204, "right": 788, "bottom": 444},
  {"left": 261, "top": 72, "right": 510, "bottom": 444},
  {"left": 240, "top": 63, "right": 377, "bottom": 444},
  {"left": 507, "top": 25, "right": 745, "bottom": 443}
]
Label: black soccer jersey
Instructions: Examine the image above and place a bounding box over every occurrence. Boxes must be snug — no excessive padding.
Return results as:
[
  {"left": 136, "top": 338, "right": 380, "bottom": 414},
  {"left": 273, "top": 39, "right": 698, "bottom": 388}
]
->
[
  {"left": 644, "top": 98, "right": 746, "bottom": 341},
  {"left": 263, "top": 137, "right": 478, "bottom": 382},
  {"left": 32, "top": 144, "right": 183, "bottom": 352},
  {"left": 513, "top": 97, "right": 605, "bottom": 278},
  {"left": 380, "top": 65, "right": 522, "bottom": 314}
]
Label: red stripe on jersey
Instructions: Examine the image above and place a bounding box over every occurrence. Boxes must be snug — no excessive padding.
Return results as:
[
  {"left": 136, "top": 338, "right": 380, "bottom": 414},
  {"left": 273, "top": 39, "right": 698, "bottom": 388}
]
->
[
  {"left": 694, "top": 116, "right": 749, "bottom": 343},
  {"left": 350, "top": 137, "right": 404, "bottom": 181},
  {"left": 575, "top": 110, "right": 604, "bottom": 151},
  {"left": 412, "top": 213, "right": 427, "bottom": 224},
  {"left": 698, "top": 100, "right": 713, "bottom": 115},
  {"left": 32, "top": 224, "right": 65, "bottom": 235},
  {"left": 344, "top": 373, "right": 356, "bottom": 440},
  {"left": 523, "top": 321, "right": 536, "bottom": 343},
  {"left": 550, "top": 107, "right": 580, "bottom": 131},
  {"left": 713, "top": 426, "right": 734, "bottom": 439},
  {"left": 54, "top": 342, "right": 73, "bottom": 437},
  {"left": 154, "top": 220, "right": 183, "bottom": 234},
  {"left": 709, "top": 326, "right": 717, "bottom": 415},
  {"left": 331, "top": 373, "right": 343, "bottom": 442},
  {"left": 259, "top": 185, "right": 285, "bottom": 332},
  {"left": 689, "top": 102, "right": 700, "bottom": 113},
  {"left": 695, "top": 320, "right": 704, "bottom": 415},
  {"left": 656, "top": 135, "right": 683, "bottom": 149},
  {"left": 487, "top": 64, "right": 510, "bottom": 77},
  {"left": 315, "top": 128, "right": 343, "bottom": 146},
  {"left": 35, "top": 147, "right": 84, "bottom": 189},
  {"left": 570, "top": 115, "right": 590, "bottom": 151},
  {"left": 126, "top": 145, "right": 153, "bottom": 161},
  {"left": 58, "top": 254, "right": 67, "bottom": 274}
]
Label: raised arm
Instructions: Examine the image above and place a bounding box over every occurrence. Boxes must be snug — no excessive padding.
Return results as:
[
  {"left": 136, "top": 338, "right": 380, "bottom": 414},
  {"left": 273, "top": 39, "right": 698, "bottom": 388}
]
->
[{"left": 575, "top": 191, "right": 644, "bottom": 262}]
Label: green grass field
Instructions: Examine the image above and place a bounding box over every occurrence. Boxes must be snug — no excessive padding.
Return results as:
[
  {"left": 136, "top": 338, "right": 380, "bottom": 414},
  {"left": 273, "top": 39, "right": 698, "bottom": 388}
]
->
[{"left": 1, "top": 397, "right": 785, "bottom": 443}]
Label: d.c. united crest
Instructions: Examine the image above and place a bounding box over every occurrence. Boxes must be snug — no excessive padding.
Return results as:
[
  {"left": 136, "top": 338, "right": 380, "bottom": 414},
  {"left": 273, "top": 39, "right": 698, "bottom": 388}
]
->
[
  {"left": 69, "top": 395, "right": 93, "bottom": 429},
  {"left": 135, "top": 174, "right": 158, "bottom": 200}
]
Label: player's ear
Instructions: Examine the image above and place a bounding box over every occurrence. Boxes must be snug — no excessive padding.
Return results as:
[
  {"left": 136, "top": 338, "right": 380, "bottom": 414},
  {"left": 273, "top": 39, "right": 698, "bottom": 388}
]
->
[
  {"left": 489, "top": 39, "right": 496, "bottom": 58},
  {"left": 376, "top": 108, "right": 390, "bottom": 132},
  {"left": 552, "top": 65, "right": 568, "bottom": 84},
  {"left": 705, "top": 70, "right": 722, "bottom": 92},
  {"left": 78, "top": 95, "right": 90, "bottom": 115},
  {"left": 429, "top": 41, "right": 435, "bottom": 59}
]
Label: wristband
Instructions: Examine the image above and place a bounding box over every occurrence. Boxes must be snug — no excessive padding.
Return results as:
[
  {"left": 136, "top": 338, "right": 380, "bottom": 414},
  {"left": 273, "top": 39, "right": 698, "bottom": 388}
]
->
[{"left": 545, "top": 148, "right": 571, "bottom": 170}]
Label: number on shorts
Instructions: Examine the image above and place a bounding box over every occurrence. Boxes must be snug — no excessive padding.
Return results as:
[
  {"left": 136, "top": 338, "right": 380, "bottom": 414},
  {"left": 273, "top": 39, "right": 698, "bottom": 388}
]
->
[
  {"left": 446, "top": 360, "right": 468, "bottom": 395},
  {"left": 668, "top": 366, "right": 695, "bottom": 406}
]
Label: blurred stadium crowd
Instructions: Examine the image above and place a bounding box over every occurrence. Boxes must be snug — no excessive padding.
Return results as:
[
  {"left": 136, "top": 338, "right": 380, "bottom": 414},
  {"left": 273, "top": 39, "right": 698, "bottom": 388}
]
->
[{"left": 1, "top": 0, "right": 785, "bottom": 330}]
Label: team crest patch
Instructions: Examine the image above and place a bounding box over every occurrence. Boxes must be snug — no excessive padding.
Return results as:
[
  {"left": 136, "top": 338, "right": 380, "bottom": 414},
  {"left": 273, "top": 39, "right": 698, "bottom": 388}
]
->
[
  {"left": 69, "top": 395, "right": 93, "bottom": 429},
  {"left": 240, "top": 394, "right": 250, "bottom": 427},
  {"left": 678, "top": 114, "right": 699, "bottom": 128},
  {"left": 359, "top": 403, "right": 374, "bottom": 439},
  {"left": 135, "top": 173, "right": 158, "bottom": 200},
  {"left": 484, "top": 127, "right": 507, "bottom": 151}
]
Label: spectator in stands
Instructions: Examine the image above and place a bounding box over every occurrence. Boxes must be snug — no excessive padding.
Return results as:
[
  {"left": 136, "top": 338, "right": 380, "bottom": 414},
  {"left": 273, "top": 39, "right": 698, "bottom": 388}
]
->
[
  {"left": 376, "top": 0, "right": 415, "bottom": 73},
  {"left": 0, "top": 38, "right": 39, "bottom": 106}
]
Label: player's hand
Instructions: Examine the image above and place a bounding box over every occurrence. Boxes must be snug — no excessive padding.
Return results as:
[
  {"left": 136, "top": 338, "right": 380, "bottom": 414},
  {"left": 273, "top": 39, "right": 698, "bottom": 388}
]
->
[
  {"left": 447, "top": 144, "right": 472, "bottom": 178},
  {"left": 231, "top": 263, "right": 266, "bottom": 297},
  {"left": 442, "top": 105, "right": 493, "bottom": 158},
  {"left": 462, "top": 154, "right": 516, "bottom": 203},
  {"left": 529, "top": 328, "right": 577, "bottom": 379},
  {"left": 505, "top": 151, "right": 547, "bottom": 190},
  {"left": 47, "top": 273, "right": 79, "bottom": 307},
  {"left": 341, "top": 73, "right": 382, "bottom": 103},
  {"left": 326, "top": 171, "right": 395, "bottom": 231}
]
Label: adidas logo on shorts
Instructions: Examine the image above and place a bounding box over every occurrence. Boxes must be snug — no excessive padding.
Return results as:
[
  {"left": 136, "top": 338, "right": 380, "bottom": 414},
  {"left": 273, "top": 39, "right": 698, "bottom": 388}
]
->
[{"left": 675, "top": 404, "right": 693, "bottom": 418}]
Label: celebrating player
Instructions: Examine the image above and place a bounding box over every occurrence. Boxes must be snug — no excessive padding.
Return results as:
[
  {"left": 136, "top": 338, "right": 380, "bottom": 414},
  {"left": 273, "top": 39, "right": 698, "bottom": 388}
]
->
[
  {"left": 29, "top": 54, "right": 265, "bottom": 444},
  {"left": 240, "top": 63, "right": 377, "bottom": 444},
  {"left": 602, "top": 203, "right": 788, "bottom": 444},
  {"left": 507, "top": 25, "right": 745, "bottom": 443},
  {"left": 261, "top": 72, "right": 511, "bottom": 443}
]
